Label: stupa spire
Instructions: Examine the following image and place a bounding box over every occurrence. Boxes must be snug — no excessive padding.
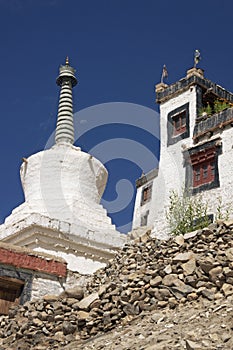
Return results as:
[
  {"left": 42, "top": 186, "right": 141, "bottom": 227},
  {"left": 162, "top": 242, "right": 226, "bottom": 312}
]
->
[{"left": 55, "top": 58, "right": 77, "bottom": 145}]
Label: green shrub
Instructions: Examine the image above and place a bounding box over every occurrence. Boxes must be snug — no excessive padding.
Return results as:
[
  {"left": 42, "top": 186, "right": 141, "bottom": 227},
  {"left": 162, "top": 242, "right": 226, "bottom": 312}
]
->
[
  {"left": 166, "top": 188, "right": 210, "bottom": 235},
  {"left": 214, "top": 100, "right": 231, "bottom": 114},
  {"left": 198, "top": 103, "right": 212, "bottom": 117},
  {"left": 215, "top": 196, "right": 230, "bottom": 221}
]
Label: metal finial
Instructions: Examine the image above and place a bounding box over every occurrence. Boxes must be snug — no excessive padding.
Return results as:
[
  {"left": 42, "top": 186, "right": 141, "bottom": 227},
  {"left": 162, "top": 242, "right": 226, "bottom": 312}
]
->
[
  {"left": 194, "top": 49, "right": 201, "bottom": 68},
  {"left": 55, "top": 58, "right": 77, "bottom": 145},
  {"left": 161, "top": 64, "right": 168, "bottom": 84}
]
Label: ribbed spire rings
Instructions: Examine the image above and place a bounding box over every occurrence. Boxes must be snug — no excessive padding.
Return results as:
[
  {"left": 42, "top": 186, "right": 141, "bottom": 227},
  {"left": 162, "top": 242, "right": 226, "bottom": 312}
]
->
[{"left": 55, "top": 59, "right": 77, "bottom": 145}]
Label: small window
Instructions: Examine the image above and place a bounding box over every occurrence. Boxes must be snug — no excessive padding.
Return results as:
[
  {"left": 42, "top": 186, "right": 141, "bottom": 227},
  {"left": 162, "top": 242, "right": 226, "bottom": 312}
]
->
[
  {"left": 203, "top": 164, "right": 208, "bottom": 179},
  {"left": 141, "top": 210, "right": 149, "bottom": 226},
  {"left": 186, "top": 143, "right": 221, "bottom": 194},
  {"left": 0, "top": 277, "right": 24, "bottom": 315},
  {"left": 193, "top": 160, "right": 216, "bottom": 188},
  {"left": 167, "top": 103, "right": 189, "bottom": 146},
  {"left": 195, "top": 167, "right": 200, "bottom": 182},
  {"left": 141, "top": 183, "right": 152, "bottom": 206},
  {"left": 191, "top": 147, "right": 218, "bottom": 189},
  {"left": 173, "top": 110, "right": 187, "bottom": 136},
  {"left": 211, "top": 162, "right": 215, "bottom": 176}
]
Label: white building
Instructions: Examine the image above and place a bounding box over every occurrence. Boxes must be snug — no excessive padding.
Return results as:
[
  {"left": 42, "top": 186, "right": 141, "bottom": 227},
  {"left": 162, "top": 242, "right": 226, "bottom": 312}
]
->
[
  {"left": 0, "top": 58, "right": 127, "bottom": 275},
  {"left": 133, "top": 67, "right": 233, "bottom": 236}
]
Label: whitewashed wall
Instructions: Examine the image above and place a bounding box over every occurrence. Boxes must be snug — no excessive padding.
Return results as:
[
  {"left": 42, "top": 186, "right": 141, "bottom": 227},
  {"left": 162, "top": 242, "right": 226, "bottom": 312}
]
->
[
  {"left": 196, "top": 125, "right": 233, "bottom": 218},
  {"left": 133, "top": 87, "right": 198, "bottom": 236}
]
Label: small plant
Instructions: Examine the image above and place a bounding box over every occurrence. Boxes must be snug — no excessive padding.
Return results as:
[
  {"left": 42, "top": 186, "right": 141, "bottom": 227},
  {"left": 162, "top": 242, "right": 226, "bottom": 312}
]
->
[
  {"left": 166, "top": 187, "right": 210, "bottom": 236},
  {"left": 198, "top": 103, "right": 212, "bottom": 117},
  {"left": 214, "top": 100, "right": 231, "bottom": 114},
  {"left": 215, "top": 196, "right": 230, "bottom": 221}
]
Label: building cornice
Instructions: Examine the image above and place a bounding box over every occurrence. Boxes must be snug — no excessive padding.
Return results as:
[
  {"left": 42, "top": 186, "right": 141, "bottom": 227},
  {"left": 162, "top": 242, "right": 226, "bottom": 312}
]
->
[{"left": 156, "top": 69, "right": 233, "bottom": 105}]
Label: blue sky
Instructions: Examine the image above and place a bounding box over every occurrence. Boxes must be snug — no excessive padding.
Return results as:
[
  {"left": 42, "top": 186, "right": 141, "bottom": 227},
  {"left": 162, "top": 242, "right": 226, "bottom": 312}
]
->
[{"left": 0, "top": 0, "right": 233, "bottom": 232}]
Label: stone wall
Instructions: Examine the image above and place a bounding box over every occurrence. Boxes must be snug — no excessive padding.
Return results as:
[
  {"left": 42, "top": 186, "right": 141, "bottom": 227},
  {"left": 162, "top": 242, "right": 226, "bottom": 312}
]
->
[{"left": 1, "top": 220, "right": 233, "bottom": 349}]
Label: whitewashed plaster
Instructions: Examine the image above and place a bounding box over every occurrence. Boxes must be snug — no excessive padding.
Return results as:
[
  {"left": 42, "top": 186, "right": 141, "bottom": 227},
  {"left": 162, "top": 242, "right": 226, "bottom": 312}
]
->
[
  {"left": 133, "top": 87, "right": 198, "bottom": 236},
  {"left": 0, "top": 143, "right": 127, "bottom": 273},
  {"left": 31, "top": 276, "right": 64, "bottom": 301},
  {"left": 133, "top": 74, "right": 233, "bottom": 237},
  {"left": 195, "top": 125, "right": 233, "bottom": 217},
  {"left": 0, "top": 59, "right": 127, "bottom": 276}
]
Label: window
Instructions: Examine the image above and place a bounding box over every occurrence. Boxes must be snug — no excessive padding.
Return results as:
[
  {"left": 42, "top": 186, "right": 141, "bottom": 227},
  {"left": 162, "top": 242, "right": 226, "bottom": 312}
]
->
[
  {"left": 0, "top": 277, "right": 24, "bottom": 315},
  {"left": 193, "top": 160, "right": 215, "bottom": 187},
  {"left": 203, "top": 164, "right": 208, "bottom": 179},
  {"left": 141, "top": 183, "right": 152, "bottom": 206},
  {"left": 190, "top": 146, "right": 219, "bottom": 190},
  {"left": 185, "top": 140, "right": 221, "bottom": 194},
  {"left": 141, "top": 210, "right": 149, "bottom": 226},
  {"left": 211, "top": 162, "right": 215, "bottom": 177},
  {"left": 173, "top": 110, "right": 187, "bottom": 136},
  {"left": 195, "top": 166, "right": 200, "bottom": 182},
  {"left": 167, "top": 103, "right": 189, "bottom": 146}
]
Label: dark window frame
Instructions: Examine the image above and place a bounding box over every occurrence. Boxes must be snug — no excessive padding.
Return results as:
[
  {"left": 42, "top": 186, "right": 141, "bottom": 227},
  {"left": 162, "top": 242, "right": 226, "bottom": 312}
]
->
[
  {"left": 141, "top": 183, "right": 153, "bottom": 206},
  {"left": 193, "top": 159, "right": 215, "bottom": 187},
  {"left": 184, "top": 140, "right": 221, "bottom": 194},
  {"left": 167, "top": 103, "right": 190, "bottom": 146},
  {"left": 172, "top": 110, "right": 187, "bottom": 136},
  {"left": 140, "top": 210, "right": 149, "bottom": 226},
  {"left": 0, "top": 277, "right": 24, "bottom": 315}
]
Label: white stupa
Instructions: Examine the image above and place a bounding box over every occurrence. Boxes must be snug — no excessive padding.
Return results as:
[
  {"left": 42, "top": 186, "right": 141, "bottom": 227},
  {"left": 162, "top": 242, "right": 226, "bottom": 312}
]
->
[{"left": 0, "top": 58, "right": 127, "bottom": 273}]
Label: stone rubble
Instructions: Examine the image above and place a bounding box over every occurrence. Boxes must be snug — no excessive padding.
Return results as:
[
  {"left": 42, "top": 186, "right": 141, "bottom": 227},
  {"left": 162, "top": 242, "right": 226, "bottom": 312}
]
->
[{"left": 1, "top": 220, "right": 233, "bottom": 349}]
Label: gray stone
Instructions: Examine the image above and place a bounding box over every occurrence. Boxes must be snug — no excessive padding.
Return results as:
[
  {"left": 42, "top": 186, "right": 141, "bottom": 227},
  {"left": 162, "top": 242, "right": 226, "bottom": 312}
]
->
[
  {"left": 173, "top": 252, "right": 195, "bottom": 263},
  {"left": 183, "top": 231, "right": 198, "bottom": 240},
  {"left": 174, "top": 235, "right": 184, "bottom": 246},
  {"left": 63, "top": 286, "right": 84, "bottom": 300},
  {"left": 43, "top": 294, "right": 59, "bottom": 302},
  {"left": 221, "top": 283, "right": 233, "bottom": 297},
  {"left": 223, "top": 219, "right": 233, "bottom": 228},
  {"left": 201, "top": 288, "right": 215, "bottom": 300},
  {"left": 181, "top": 258, "right": 196, "bottom": 275},
  {"left": 151, "top": 312, "right": 164, "bottom": 323},
  {"left": 198, "top": 260, "right": 215, "bottom": 274},
  {"left": 62, "top": 321, "right": 77, "bottom": 335},
  {"left": 150, "top": 276, "right": 162, "bottom": 287},
  {"left": 77, "top": 292, "right": 99, "bottom": 311},
  {"left": 164, "top": 264, "right": 172, "bottom": 274},
  {"left": 186, "top": 339, "right": 202, "bottom": 349},
  {"left": 162, "top": 274, "right": 179, "bottom": 287},
  {"left": 209, "top": 266, "right": 223, "bottom": 282},
  {"left": 226, "top": 248, "right": 233, "bottom": 261}
]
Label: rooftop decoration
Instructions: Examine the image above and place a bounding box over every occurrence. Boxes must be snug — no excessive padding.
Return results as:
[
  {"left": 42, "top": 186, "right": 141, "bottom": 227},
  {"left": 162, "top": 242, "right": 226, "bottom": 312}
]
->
[
  {"left": 55, "top": 57, "right": 78, "bottom": 145},
  {"left": 194, "top": 49, "right": 201, "bottom": 68}
]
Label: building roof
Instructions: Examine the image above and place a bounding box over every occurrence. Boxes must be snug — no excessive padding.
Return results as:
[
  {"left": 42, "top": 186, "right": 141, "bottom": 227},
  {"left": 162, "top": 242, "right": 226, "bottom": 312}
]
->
[{"left": 156, "top": 68, "right": 233, "bottom": 105}]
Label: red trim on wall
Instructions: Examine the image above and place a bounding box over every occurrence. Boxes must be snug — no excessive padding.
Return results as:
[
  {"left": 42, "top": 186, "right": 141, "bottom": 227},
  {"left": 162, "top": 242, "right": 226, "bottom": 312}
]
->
[{"left": 0, "top": 248, "right": 67, "bottom": 277}]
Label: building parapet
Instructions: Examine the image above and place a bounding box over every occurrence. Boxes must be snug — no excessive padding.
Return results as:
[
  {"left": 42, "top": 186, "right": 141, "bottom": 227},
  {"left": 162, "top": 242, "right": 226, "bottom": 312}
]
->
[
  {"left": 193, "top": 107, "right": 233, "bottom": 142},
  {"left": 156, "top": 68, "right": 233, "bottom": 104},
  {"left": 136, "top": 168, "right": 158, "bottom": 188}
]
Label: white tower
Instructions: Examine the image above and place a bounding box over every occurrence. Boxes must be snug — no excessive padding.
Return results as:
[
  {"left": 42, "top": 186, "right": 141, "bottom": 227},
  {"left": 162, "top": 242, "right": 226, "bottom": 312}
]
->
[
  {"left": 133, "top": 67, "right": 233, "bottom": 237},
  {"left": 0, "top": 58, "right": 127, "bottom": 273}
]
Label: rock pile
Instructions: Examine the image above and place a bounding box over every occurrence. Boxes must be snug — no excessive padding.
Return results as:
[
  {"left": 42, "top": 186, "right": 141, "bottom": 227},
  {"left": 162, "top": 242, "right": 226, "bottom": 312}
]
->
[{"left": 1, "top": 220, "right": 233, "bottom": 349}]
